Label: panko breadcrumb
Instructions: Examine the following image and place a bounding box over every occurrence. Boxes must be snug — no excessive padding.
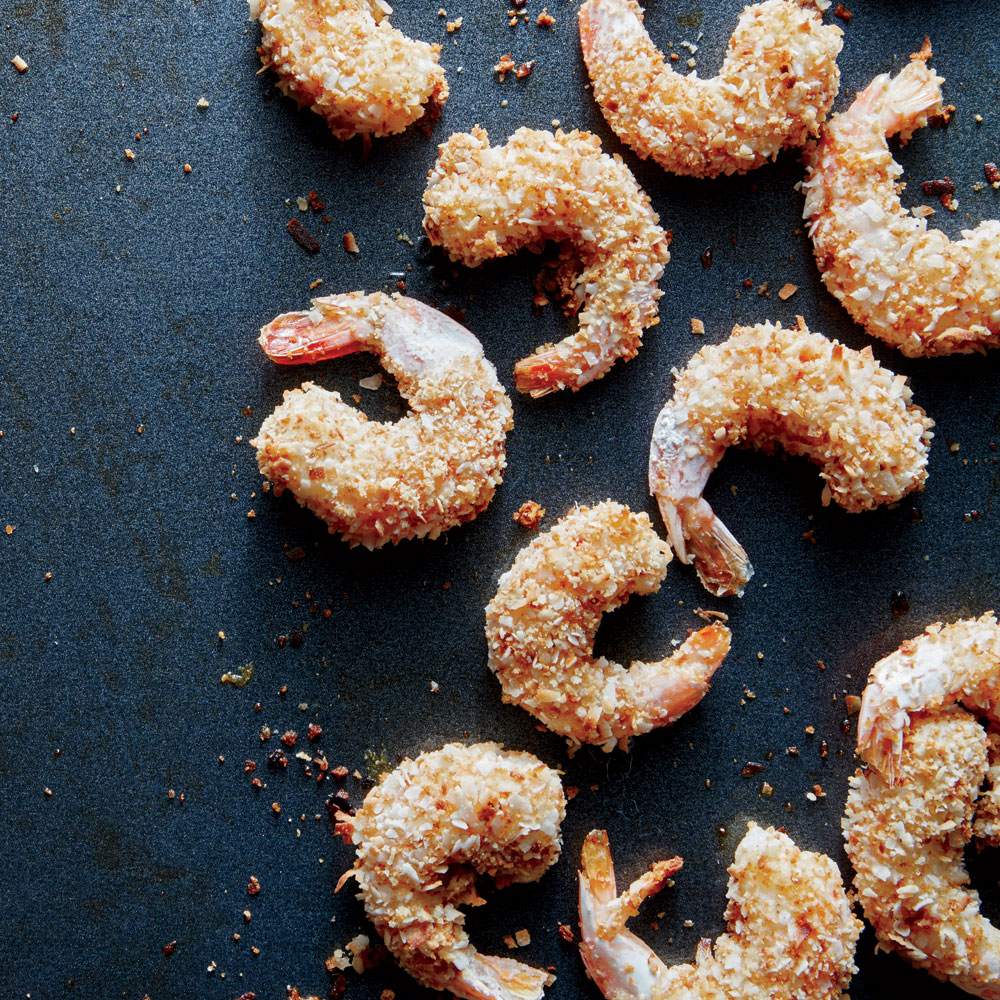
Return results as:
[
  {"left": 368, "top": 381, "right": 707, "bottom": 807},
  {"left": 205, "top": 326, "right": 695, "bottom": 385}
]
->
[
  {"left": 255, "top": 293, "right": 512, "bottom": 548},
  {"left": 578, "top": 0, "right": 842, "bottom": 178},
  {"left": 580, "top": 823, "right": 861, "bottom": 1000},
  {"left": 486, "top": 502, "right": 731, "bottom": 751},
  {"left": 803, "top": 51, "right": 1000, "bottom": 356},
  {"left": 335, "top": 743, "right": 565, "bottom": 1000},
  {"left": 423, "top": 126, "right": 670, "bottom": 396},
  {"left": 649, "top": 320, "right": 934, "bottom": 596},
  {"left": 252, "top": 0, "right": 448, "bottom": 140},
  {"left": 846, "top": 615, "right": 1000, "bottom": 996}
]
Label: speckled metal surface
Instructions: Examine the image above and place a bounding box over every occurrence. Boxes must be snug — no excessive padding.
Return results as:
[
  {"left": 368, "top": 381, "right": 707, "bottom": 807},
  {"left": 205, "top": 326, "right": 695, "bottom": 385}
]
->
[{"left": 2, "top": 2, "right": 1000, "bottom": 999}]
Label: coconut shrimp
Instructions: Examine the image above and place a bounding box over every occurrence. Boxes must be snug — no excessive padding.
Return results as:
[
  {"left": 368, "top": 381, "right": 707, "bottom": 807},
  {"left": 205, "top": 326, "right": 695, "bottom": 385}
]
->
[
  {"left": 485, "top": 502, "right": 731, "bottom": 752},
  {"left": 334, "top": 742, "right": 565, "bottom": 1000},
  {"left": 255, "top": 292, "right": 513, "bottom": 548},
  {"left": 579, "top": 0, "right": 842, "bottom": 179},
  {"left": 579, "top": 823, "right": 861, "bottom": 1000},
  {"left": 422, "top": 127, "right": 671, "bottom": 396},
  {"left": 251, "top": 0, "right": 448, "bottom": 141},
  {"left": 845, "top": 615, "right": 1000, "bottom": 996},
  {"left": 648, "top": 320, "right": 933, "bottom": 597},
  {"left": 802, "top": 47, "right": 1000, "bottom": 357}
]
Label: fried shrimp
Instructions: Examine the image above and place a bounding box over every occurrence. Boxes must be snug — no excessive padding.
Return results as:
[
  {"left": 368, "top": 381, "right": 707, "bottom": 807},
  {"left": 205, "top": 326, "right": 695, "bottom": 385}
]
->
[
  {"left": 255, "top": 292, "right": 513, "bottom": 548},
  {"left": 422, "top": 126, "right": 671, "bottom": 396},
  {"left": 251, "top": 0, "right": 448, "bottom": 141},
  {"left": 485, "top": 502, "right": 731, "bottom": 752},
  {"left": 578, "top": 823, "right": 861, "bottom": 1000},
  {"left": 578, "top": 0, "right": 842, "bottom": 178},
  {"left": 648, "top": 320, "right": 933, "bottom": 597},
  {"left": 845, "top": 614, "right": 1000, "bottom": 996},
  {"left": 334, "top": 742, "right": 565, "bottom": 1000},
  {"left": 802, "top": 48, "right": 1000, "bottom": 357}
]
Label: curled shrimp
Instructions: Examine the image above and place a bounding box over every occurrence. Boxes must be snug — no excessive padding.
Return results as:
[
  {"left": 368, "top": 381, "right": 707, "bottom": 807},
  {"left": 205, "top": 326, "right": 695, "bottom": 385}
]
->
[
  {"left": 579, "top": 822, "right": 861, "bottom": 1000},
  {"left": 802, "top": 46, "right": 1000, "bottom": 356},
  {"left": 485, "top": 501, "right": 731, "bottom": 752},
  {"left": 254, "top": 292, "right": 513, "bottom": 548},
  {"left": 845, "top": 614, "right": 1000, "bottom": 996},
  {"left": 251, "top": 0, "right": 448, "bottom": 141},
  {"left": 334, "top": 742, "right": 565, "bottom": 1000},
  {"left": 648, "top": 320, "right": 933, "bottom": 597},
  {"left": 422, "top": 126, "right": 671, "bottom": 396},
  {"left": 579, "top": 0, "right": 842, "bottom": 178}
]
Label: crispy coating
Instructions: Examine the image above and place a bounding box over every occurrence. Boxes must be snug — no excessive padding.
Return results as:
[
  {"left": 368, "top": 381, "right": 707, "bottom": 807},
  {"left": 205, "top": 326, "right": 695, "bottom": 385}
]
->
[
  {"left": 803, "top": 51, "right": 1000, "bottom": 357},
  {"left": 579, "top": 823, "right": 861, "bottom": 1000},
  {"left": 252, "top": 0, "right": 448, "bottom": 140},
  {"left": 579, "top": 0, "right": 842, "bottom": 178},
  {"left": 335, "top": 743, "right": 565, "bottom": 1000},
  {"left": 486, "top": 502, "right": 730, "bottom": 752},
  {"left": 255, "top": 292, "right": 512, "bottom": 548},
  {"left": 846, "top": 615, "right": 1000, "bottom": 996},
  {"left": 422, "top": 127, "right": 670, "bottom": 396},
  {"left": 649, "top": 320, "right": 933, "bottom": 596}
]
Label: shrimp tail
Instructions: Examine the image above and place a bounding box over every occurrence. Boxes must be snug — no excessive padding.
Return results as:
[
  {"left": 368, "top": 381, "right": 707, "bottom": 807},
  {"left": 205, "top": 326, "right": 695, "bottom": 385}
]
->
[
  {"left": 259, "top": 295, "right": 375, "bottom": 364},
  {"left": 513, "top": 347, "right": 565, "bottom": 397},
  {"left": 454, "top": 954, "right": 552, "bottom": 1000},
  {"left": 677, "top": 498, "right": 753, "bottom": 598},
  {"left": 850, "top": 53, "right": 943, "bottom": 142},
  {"left": 579, "top": 830, "right": 678, "bottom": 999}
]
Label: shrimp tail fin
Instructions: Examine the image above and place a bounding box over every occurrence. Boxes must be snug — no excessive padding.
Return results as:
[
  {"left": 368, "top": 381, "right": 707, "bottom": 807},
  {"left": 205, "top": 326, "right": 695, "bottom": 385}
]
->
[
  {"left": 514, "top": 345, "right": 572, "bottom": 397},
  {"left": 851, "top": 54, "right": 944, "bottom": 142},
  {"left": 678, "top": 498, "right": 753, "bottom": 598},
  {"left": 579, "top": 830, "right": 676, "bottom": 1000},
  {"left": 454, "top": 953, "right": 552, "bottom": 1000},
  {"left": 259, "top": 293, "right": 377, "bottom": 364}
]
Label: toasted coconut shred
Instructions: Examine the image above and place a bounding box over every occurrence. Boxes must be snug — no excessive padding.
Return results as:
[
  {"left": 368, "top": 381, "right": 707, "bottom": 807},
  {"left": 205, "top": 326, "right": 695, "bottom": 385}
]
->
[
  {"left": 335, "top": 743, "right": 565, "bottom": 1000},
  {"left": 846, "top": 615, "right": 1000, "bottom": 996},
  {"left": 649, "top": 320, "right": 934, "bottom": 596},
  {"left": 802, "top": 51, "right": 1000, "bottom": 357},
  {"left": 578, "top": 0, "right": 843, "bottom": 178},
  {"left": 422, "top": 126, "right": 670, "bottom": 396},
  {"left": 485, "top": 501, "right": 731, "bottom": 752},
  {"left": 253, "top": 0, "right": 448, "bottom": 140}
]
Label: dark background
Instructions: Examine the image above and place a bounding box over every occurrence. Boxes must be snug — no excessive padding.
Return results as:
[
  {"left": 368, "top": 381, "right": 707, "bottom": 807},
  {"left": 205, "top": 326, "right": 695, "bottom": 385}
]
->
[{"left": 2, "top": 1, "right": 999, "bottom": 998}]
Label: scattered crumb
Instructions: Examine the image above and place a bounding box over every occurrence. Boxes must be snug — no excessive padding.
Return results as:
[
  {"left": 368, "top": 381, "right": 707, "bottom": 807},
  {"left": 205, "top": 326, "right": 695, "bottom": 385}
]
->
[
  {"left": 11, "top": 54, "right": 28, "bottom": 72},
  {"left": 845, "top": 694, "right": 861, "bottom": 715},
  {"left": 309, "top": 278, "right": 324, "bottom": 290},
  {"left": 197, "top": 97, "right": 210, "bottom": 109},
  {"left": 5, "top": 525, "right": 13, "bottom": 535},
  {"left": 761, "top": 782, "right": 773, "bottom": 797},
  {"left": 125, "top": 148, "right": 135, "bottom": 161},
  {"left": 537, "top": 9, "right": 555, "bottom": 27},
  {"left": 446, "top": 17, "right": 462, "bottom": 31},
  {"left": 557, "top": 924, "right": 574, "bottom": 942},
  {"left": 359, "top": 373, "right": 383, "bottom": 390},
  {"left": 515, "top": 929, "right": 531, "bottom": 947},
  {"left": 777, "top": 283, "right": 798, "bottom": 301},
  {"left": 494, "top": 53, "right": 516, "bottom": 81},
  {"left": 343, "top": 231, "right": 359, "bottom": 253},
  {"left": 513, "top": 500, "right": 545, "bottom": 529},
  {"left": 690, "top": 317, "right": 705, "bottom": 336},
  {"left": 833, "top": 3, "right": 851, "bottom": 20}
]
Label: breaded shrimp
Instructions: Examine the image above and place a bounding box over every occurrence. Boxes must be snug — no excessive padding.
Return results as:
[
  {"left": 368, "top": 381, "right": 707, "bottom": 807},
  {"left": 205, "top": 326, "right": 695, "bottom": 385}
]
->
[
  {"left": 251, "top": 0, "right": 448, "bottom": 141},
  {"left": 422, "top": 126, "right": 671, "bottom": 396},
  {"left": 579, "top": 823, "right": 861, "bottom": 1000},
  {"left": 648, "top": 320, "right": 933, "bottom": 597},
  {"left": 485, "top": 502, "right": 731, "bottom": 752},
  {"left": 334, "top": 742, "right": 565, "bottom": 1000},
  {"left": 579, "top": 0, "right": 842, "bottom": 178},
  {"left": 802, "top": 48, "right": 1000, "bottom": 357},
  {"left": 255, "top": 292, "right": 513, "bottom": 548},
  {"left": 845, "top": 615, "right": 1000, "bottom": 997}
]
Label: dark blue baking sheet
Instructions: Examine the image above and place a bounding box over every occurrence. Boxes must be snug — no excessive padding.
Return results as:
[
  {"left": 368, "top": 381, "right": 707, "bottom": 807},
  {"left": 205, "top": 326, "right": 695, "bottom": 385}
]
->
[{"left": 2, "top": 1, "right": 1000, "bottom": 998}]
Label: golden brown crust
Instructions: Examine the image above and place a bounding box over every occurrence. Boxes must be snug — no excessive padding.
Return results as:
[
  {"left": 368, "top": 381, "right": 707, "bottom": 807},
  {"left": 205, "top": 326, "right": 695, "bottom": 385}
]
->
[
  {"left": 255, "top": 0, "right": 448, "bottom": 140},
  {"left": 579, "top": 0, "right": 842, "bottom": 178}
]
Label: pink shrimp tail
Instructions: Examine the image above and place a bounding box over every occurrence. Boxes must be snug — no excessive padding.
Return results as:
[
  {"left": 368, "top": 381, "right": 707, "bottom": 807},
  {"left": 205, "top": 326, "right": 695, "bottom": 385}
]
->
[
  {"left": 514, "top": 347, "right": 569, "bottom": 397},
  {"left": 258, "top": 310, "right": 370, "bottom": 364},
  {"left": 849, "top": 47, "right": 943, "bottom": 141},
  {"left": 453, "top": 953, "right": 552, "bottom": 1000},
  {"left": 677, "top": 498, "right": 753, "bottom": 598}
]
